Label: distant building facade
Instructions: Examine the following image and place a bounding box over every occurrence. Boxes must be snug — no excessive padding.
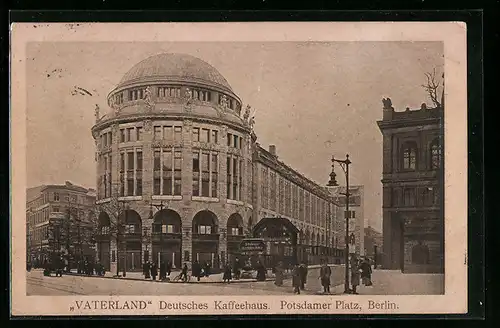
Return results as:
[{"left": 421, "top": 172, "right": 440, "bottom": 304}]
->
[
  {"left": 377, "top": 100, "right": 444, "bottom": 273},
  {"left": 364, "top": 226, "right": 383, "bottom": 265},
  {"left": 26, "top": 181, "right": 96, "bottom": 267},
  {"left": 253, "top": 145, "right": 341, "bottom": 264},
  {"left": 327, "top": 185, "right": 365, "bottom": 256}
]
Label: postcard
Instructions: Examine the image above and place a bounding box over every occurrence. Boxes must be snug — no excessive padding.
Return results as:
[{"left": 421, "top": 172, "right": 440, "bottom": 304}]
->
[{"left": 10, "top": 21, "right": 467, "bottom": 316}]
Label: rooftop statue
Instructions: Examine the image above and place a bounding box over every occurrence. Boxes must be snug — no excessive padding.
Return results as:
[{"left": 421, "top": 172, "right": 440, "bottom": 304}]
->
[
  {"left": 144, "top": 86, "right": 154, "bottom": 110},
  {"left": 249, "top": 116, "right": 256, "bottom": 131},
  {"left": 94, "top": 104, "right": 100, "bottom": 122},
  {"left": 243, "top": 104, "right": 251, "bottom": 123},
  {"left": 382, "top": 97, "right": 393, "bottom": 109}
]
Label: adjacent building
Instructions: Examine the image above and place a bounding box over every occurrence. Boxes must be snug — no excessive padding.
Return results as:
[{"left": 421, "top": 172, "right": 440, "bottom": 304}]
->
[
  {"left": 26, "top": 181, "right": 96, "bottom": 267},
  {"left": 377, "top": 100, "right": 444, "bottom": 273},
  {"left": 253, "top": 144, "right": 340, "bottom": 264},
  {"left": 91, "top": 53, "right": 342, "bottom": 273}
]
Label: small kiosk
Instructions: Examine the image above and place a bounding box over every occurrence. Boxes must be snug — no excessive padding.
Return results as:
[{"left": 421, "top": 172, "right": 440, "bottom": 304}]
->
[{"left": 251, "top": 217, "right": 299, "bottom": 270}]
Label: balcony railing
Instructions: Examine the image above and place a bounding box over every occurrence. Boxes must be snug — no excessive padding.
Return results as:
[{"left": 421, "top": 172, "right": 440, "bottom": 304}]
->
[
  {"left": 151, "top": 232, "right": 182, "bottom": 242},
  {"left": 192, "top": 233, "right": 220, "bottom": 241}
]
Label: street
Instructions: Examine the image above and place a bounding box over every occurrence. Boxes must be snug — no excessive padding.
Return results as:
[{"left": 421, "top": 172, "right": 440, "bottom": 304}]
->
[{"left": 26, "top": 268, "right": 443, "bottom": 296}]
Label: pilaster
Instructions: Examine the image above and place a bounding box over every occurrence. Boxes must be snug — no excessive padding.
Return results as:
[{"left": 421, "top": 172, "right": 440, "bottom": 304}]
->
[
  {"left": 219, "top": 227, "right": 227, "bottom": 268},
  {"left": 220, "top": 125, "right": 229, "bottom": 202},
  {"left": 142, "top": 120, "right": 153, "bottom": 201},
  {"left": 182, "top": 119, "right": 193, "bottom": 203}
]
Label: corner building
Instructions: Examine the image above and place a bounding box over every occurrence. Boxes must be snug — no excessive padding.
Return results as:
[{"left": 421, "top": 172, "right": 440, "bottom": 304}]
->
[
  {"left": 377, "top": 102, "right": 444, "bottom": 273},
  {"left": 92, "top": 53, "right": 254, "bottom": 272},
  {"left": 92, "top": 53, "right": 340, "bottom": 272}
]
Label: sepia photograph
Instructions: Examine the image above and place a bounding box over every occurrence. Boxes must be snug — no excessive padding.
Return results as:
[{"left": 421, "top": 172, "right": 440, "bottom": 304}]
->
[{"left": 11, "top": 22, "right": 467, "bottom": 315}]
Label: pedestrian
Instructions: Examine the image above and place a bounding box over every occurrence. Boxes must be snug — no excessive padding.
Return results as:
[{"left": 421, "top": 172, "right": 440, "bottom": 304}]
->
[
  {"left": 320, "top": 259, "right": 332, "bottom": 294},
  {"left": 233, "top": 258, "right": 241, "bottom": 280},
  {"left": 181, "top": 263, "right": 189, "bottom": 282},
  {"left": 160, "top": 261, "right": 167, "bottom": 281},
  {"left": 360, "top": 257, "right": 373, "bottom": 287},
  {"left": 274, "top": 261, "right": 284, "bottom": 286},
  {"left": 192, "top": 260, "right": 201, "bottom": 281},
  {"left": 299, "top": 262, "right": 308, "bottom": 290},
  {"left": 350, "top": 256, "right": 361, "bottom": 294},
  {"left": 292, "top": 264, "right": 301, "bottom": 294},
  {"left": 151, "top": 261, "right": 158, "bottom": 281},
  {"left": 256, "top": 261, "right": 267, "bottom": 281},
  {"left": 223, "top": 263, "right": 232, "bottom": 283},
  {"left": 144, "top": 261, "right": 151, "bottom": 279},
  {"left": 166, "top": 260, "right": 172, "bottom": 277},
  {"left": 204, "top": 261, "right": 211, "bottom": 277}
]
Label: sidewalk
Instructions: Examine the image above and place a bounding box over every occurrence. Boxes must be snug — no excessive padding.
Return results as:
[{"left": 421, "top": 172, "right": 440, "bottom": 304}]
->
[
  {"left": 328, "top": 269, "right": 445, "bottom": 295},
  {"left": 63, "top": 264, "right": 337, "bottom": 284}
]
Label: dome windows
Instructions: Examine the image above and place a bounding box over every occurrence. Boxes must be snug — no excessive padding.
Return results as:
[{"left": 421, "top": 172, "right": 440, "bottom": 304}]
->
[{"left": 157, "top": 86, "right": 181, "bottom": 98}]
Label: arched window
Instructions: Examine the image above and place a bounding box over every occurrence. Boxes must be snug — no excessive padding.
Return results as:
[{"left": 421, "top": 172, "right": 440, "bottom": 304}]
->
[
  {"left": 401, "top": 142, "right": 418, "bottom": 170},
  {"left": 430, "top": 138, "right": 442, "bottom": 169}
]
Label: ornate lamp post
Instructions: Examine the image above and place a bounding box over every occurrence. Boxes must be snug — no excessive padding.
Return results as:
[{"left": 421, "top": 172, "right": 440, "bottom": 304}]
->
[{"left": 327, "top": 154, "right": 352, "bottom": 294}]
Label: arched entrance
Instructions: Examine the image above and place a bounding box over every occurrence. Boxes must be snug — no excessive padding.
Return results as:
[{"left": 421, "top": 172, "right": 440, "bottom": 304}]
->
[
  {"left": 152, "top": 209, "right": 182, "bottom": 269},
  {"left": 96, "top": 212, "right": 111, "bottom": 271},
  {"left": 192, "top": 210, "right": 219, "bottom": 268},
  {"left": 252, "top": 217, "right": 299, "bottom": 269},
  {"left": 226, "top": 213, "right": 244, "bottom": 265},
  {"left": 119, "top": 209, "right": 142, "bottom": 272}
]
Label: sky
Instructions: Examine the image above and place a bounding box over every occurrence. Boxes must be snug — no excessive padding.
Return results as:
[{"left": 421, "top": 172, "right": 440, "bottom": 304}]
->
[{"left": 26, "top": 41, "right": 444, "bottom": 232}]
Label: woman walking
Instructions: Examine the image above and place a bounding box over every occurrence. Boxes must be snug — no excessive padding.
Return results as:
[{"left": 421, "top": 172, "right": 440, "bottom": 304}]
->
[
  {"left": 274, "top": 261, "right": 284, "bottom": 286},
  {"left": 292, "top": 264, "right": 301, "bottom": 294},
  {"left": 360, "top": 258, "right": 373, "bottom": 287},
  {"left": 350, "top": 256, "right": 361, "bottom": 294},
  {"left": 223, "top": 263, "right": 232, "bottom": 283},
  {"left": 319, "top": 259, "right": 332, "bottom": 294}
]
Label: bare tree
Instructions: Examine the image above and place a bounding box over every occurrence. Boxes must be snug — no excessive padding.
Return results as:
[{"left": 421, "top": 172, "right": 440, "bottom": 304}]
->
[{"left": 421, "top": 68, "right": 444, "bottom": 108}]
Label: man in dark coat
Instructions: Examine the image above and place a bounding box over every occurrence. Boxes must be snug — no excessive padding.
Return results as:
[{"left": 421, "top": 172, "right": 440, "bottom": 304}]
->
[
  {"left": 166, "top": 260, "right": 172, "bottom": 277},
  {"left": 181, "top": 263, "right": 189, "bottom": 282},
  {"left": 292, "top": 264, "right": 301, "bottom": 294},
  {"left": 160, "top": 261, "right": 167, "bottom": 281},
  {"left": 143, "top": 261, "right": 151, "bottom": 279},
  {"left": 150, "top": 262, "right": 158, "bottom": 281},
  {"left": 233, "top": 258, "right": 241, "bottom": 280},
  {"left": 320, "top": 259, "right": 332, "bottom": 294},
  {"left": 192, "top": 261, "right": 201, "bottom": 281},
  {"left": 223, "top": 264, "right": 232, "bottom": 283},
  {"left": 255, "top": 261, "right": 266, "bottom": 281},
  {"left": 299, "top": 262, "right": 308, "bottom": 290}
]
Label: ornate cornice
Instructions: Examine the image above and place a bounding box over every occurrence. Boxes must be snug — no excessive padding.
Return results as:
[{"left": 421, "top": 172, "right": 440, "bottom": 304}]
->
[{"left": 91, "top": 111, "right": 250, "bottom": 136}]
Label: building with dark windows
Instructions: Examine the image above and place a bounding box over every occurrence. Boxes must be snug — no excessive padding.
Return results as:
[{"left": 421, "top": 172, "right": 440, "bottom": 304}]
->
[
  {"left": 26, "top": 181, "right": 96, "bottom": 268},
  {"left": 253, "top": 145, "right": 341, "bottom": 266},
  {"left": 91, "top": 53, "right": 341, "bottom": 273},
  {"left": 377, "top": 100, "right": 444, "bottom": 273}
]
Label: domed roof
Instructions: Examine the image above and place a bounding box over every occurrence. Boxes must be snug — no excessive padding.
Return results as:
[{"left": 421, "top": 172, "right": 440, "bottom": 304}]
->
[{"left": 117, "top": 53, "right": 233, "bottom": 92}]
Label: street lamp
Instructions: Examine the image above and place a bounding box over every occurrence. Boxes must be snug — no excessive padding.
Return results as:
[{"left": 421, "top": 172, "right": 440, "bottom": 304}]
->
[{"left": 327, "top": 154, "right": 352, "bottom": 294}]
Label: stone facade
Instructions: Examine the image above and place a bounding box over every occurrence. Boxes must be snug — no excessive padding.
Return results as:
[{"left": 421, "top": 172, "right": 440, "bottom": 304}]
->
[
  {"left": 26, "top": 181, "right": 96, "bottom": 266},
  {"left": 377, "top": 101, "right": 444, "bottom": 273},
  {"left": 91, "top": 53, "right": 341, "bottom": 272}
]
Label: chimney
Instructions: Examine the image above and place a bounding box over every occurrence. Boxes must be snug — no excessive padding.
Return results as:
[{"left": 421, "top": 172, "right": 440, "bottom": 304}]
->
[{"left": 269, "top": 145, "right": 276, "bottom": 156}]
